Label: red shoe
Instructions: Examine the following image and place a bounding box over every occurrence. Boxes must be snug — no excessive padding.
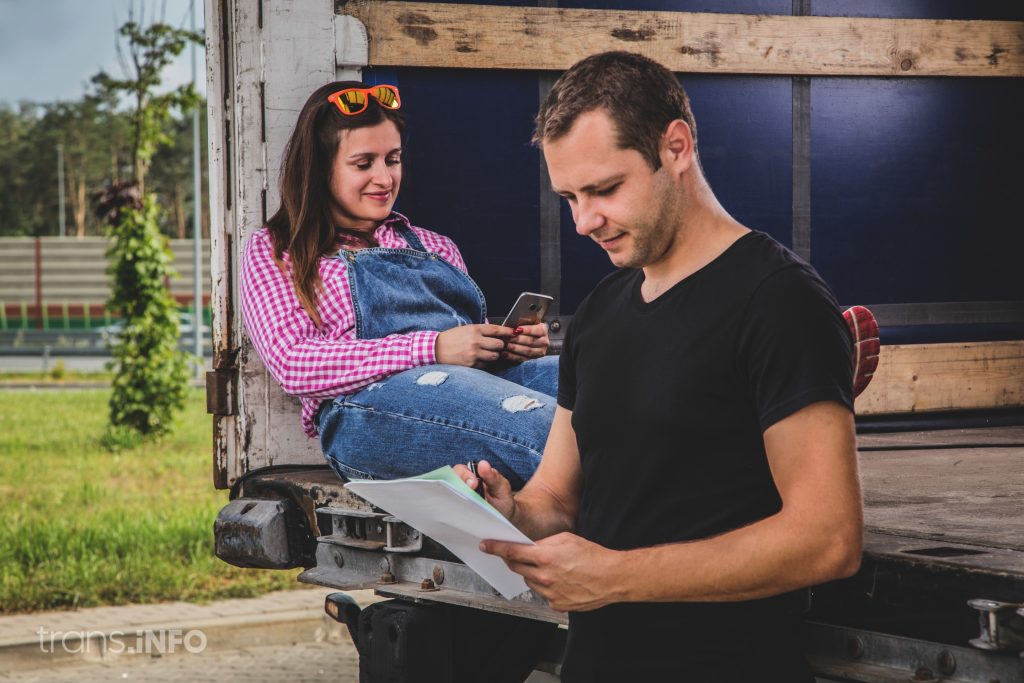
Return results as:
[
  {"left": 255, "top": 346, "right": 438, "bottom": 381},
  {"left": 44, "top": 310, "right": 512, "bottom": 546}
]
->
[{"left": 843, "top": 306, "right": 879, "bottom": 398}]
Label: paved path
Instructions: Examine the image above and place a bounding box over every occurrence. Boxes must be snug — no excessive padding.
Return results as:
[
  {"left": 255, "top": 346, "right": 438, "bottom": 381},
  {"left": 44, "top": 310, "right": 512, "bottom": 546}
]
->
[
  {"left": 0, "top": 589, "right": 558, "bottom": 682},
  {"left": 0, "top": 588, "right": 378, "bottom": 680},
  {"left": 0, "top": 640, "right": 360, "bottom": 683}
]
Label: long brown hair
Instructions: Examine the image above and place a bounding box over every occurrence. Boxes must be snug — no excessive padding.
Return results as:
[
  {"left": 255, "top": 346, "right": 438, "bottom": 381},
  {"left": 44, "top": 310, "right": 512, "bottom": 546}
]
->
[{"left": 266, "top": 81, "right": 406, "bottom": 327}]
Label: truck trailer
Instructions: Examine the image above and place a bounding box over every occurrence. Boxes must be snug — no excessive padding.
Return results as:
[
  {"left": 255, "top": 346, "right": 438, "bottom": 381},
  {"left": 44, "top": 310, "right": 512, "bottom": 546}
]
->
[{"left": 205, "top": 2, "right": 1024, "bottom": 680}]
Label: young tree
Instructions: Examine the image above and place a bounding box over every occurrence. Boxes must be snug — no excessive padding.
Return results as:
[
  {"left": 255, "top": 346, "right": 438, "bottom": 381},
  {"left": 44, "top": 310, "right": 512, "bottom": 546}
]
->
[
  {"left": 93, "top": 14, "right": 202, "bottom": 440},
  {"left": 93, "top": 19, "right": 202, "bottom": 193}
]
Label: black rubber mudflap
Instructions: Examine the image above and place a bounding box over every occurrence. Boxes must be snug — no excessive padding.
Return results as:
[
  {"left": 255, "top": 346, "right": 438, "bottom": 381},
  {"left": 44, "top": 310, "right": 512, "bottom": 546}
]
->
[{"left": 354, "top": 600, "right": 557, "bottom": 683}]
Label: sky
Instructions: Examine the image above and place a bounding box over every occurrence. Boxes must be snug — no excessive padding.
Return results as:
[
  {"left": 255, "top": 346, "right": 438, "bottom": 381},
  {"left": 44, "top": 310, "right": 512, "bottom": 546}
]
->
[{"left": 0, "top": 0, "right": 206, "bottom": 107}]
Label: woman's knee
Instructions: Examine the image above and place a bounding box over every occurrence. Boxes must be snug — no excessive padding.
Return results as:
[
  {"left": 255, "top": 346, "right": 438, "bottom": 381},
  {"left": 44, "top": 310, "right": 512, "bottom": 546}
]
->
[
  {"left": 489, "top": 355, "right": 559, "bottom": 398},
  {"left": 318, "top": 391, "right": 549, "bottom": 482},
  {"left": 349, "top": 364, "right": 552, "bottom": 413}
]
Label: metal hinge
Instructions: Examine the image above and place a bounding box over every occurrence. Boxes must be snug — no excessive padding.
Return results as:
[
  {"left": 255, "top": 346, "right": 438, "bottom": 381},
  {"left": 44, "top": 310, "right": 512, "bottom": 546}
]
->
[
  {"left": 206, "top": 370, "right": 238, "bottom": 416},
  {"left": 207, "top": 347, "right": 239, "bottom": 416}
]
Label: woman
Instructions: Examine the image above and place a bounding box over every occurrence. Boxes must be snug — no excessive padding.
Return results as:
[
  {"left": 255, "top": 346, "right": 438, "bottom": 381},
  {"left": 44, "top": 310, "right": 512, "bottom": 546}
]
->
[{"left": 240, "top": 81, "right": 558, "bottom": 488}]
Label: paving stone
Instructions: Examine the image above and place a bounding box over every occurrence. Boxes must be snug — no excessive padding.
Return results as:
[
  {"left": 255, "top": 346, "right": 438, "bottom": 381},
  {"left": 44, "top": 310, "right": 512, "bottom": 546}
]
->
[
  {"left": 0, "top": 641, "right": 360, "bottom": 683},
  {"left": 0, "top": 588, "right": 380, "bottom": 677}
]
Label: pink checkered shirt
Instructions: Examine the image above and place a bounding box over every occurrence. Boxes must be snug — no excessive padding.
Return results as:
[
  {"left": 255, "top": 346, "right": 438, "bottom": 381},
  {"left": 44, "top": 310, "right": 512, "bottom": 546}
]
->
[{"left": 240, "top": 213, "right": 470, "bottom": 438}]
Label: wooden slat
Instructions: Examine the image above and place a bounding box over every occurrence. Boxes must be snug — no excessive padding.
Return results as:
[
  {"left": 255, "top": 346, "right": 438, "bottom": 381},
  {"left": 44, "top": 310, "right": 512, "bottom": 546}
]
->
[
  {"left": 856, "top": 341, "right": 1024, "bottom": 415},
  {"left": 341, "top": 2, "right": 1024, "bottom": 77},
  {"left": 860, "top": 446, "right": 1024, "bottom": 552},
  {"left": 857, "top": 426, "right": 1024, "bottom": 450},
  {"left": 862, "top": 530, "right": 1024, "bottom": 579}
]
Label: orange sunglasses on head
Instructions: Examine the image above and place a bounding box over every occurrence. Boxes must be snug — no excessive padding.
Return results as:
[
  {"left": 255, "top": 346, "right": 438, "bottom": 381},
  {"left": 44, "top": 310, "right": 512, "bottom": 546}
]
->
[{"left": 327, "top": 85, "right": 401, "bottom": 116}]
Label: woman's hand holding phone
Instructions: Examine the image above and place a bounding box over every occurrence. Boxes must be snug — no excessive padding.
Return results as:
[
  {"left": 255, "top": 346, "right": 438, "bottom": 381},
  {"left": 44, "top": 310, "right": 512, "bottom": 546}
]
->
[
  {"left": 435, "top": 324, "right": 516, "bottom": 368},
  {"left": 501, "top": 322, "right": 549, "bottom": 362}
]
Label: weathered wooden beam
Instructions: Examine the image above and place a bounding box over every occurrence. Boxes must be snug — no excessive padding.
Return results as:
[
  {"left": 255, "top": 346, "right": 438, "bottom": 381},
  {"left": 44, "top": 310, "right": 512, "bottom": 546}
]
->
[
  {"left": 340, "top": 2, "right": 1024, "bottom": 77},
  {"left": 856, "top": 341, "right": 1024, "bottom": 415}
]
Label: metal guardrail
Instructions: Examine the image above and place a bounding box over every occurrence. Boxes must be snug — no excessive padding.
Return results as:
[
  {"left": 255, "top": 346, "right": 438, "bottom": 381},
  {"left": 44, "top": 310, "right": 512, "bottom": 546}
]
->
[
  {"left": 0, "top": 236, "right": 210, "bottom": 304},
  {"left": 0, "top": 329, "right": 211, "bottom": 357}
]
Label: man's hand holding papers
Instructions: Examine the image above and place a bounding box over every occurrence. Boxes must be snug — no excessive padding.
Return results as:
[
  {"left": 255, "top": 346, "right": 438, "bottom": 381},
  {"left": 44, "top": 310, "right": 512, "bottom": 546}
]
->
[{"left": 344, "top": 466, "right": 534, "bottom": 599}]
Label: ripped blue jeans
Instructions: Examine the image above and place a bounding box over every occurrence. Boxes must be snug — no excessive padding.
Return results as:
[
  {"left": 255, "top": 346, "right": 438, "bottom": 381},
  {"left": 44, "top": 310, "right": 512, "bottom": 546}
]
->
[{"left": 318, "top": 356, "right": 558, "bottom": 489}]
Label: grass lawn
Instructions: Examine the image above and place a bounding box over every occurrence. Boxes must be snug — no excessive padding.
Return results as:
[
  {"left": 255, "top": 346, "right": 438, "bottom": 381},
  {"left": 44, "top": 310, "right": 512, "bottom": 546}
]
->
[
  {"left": 0, "top": 388, "right": 304, "bottom": 614},
  {"left": 0, "top": 367, "right": 114, "bottom": 384}
]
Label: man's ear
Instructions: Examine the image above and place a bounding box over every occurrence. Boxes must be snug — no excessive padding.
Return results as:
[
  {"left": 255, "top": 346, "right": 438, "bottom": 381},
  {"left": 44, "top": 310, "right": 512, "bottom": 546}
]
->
[{"left": 661, "top": 119, "right": 694, "bottom": 176}]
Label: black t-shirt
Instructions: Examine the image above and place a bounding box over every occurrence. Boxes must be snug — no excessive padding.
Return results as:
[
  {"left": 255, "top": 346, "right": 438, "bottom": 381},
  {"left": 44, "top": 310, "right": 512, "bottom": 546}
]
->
[{"left": 557, "top": 231, "right": 853, "bottom": 682}]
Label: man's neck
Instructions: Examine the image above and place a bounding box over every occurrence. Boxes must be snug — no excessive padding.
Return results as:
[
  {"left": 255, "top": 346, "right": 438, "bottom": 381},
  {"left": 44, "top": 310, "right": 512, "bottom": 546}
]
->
[{"left": 640, "top": 195, "right": 749, "bottom": 302}]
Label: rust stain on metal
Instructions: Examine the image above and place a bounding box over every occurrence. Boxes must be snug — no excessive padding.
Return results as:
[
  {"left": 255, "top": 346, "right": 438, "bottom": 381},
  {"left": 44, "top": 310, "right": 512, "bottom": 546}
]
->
[
  {"left": 214, "top": 346, "right": 239, "bottom": 370},
  {"left": 611, "top": 27, "right": 655, "bottom": 42},
  {"left": 300, "top": 498, "right": 320, "bottom": 536},
  {"left": 206, "top": 368, "right": 238, "bottom": 416},
  {"left": 911, "top": 666, "right": 938, "bottom": 683}
]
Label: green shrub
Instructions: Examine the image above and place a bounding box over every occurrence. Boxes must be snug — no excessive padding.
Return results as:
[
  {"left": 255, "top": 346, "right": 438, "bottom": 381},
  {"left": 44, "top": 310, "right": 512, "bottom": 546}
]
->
[
  {"left": 49, "top": 359, "right": 66, "bottom": 380},
  {"left": 91, "top": 18, "right": 201, "bottom": 442},
  {"left": 100, "top": 185, "right": 190, "bottom": 439}
]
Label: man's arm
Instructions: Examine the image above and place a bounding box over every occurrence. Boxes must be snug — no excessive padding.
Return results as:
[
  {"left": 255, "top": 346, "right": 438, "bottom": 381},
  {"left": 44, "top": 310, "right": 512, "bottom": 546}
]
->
[
  {"left": 484, "top": 400, "right": 863, "bottom": 612},
  {"left": 459, "top": 406, "right": 583, "bottom": 540},
  {"left": 622, "top": 399, "right": 862, "bottom": 601}
]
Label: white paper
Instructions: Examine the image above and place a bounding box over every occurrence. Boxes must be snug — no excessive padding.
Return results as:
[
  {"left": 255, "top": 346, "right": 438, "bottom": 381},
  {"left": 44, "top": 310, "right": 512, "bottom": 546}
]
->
[{"left": 344, "top": 478, "right": 533, "bottom": 599}]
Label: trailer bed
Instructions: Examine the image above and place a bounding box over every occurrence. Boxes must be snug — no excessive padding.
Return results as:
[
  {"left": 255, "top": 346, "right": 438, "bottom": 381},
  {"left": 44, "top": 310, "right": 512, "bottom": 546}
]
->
[{"left": 856, "top": 426, "right": 1024, "bottom": 580}]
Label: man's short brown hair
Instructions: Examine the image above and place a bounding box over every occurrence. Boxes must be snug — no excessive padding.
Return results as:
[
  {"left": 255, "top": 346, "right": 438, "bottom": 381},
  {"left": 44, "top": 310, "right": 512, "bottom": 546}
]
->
[{"left": 533, "top": 51, "right": 697, "bottom": 171}]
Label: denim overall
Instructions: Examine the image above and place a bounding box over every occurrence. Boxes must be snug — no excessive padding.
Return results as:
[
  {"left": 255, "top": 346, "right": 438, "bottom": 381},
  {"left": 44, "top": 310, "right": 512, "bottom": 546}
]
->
[{"left": 318, "top": 224, "right": 558, "bottom": 488}]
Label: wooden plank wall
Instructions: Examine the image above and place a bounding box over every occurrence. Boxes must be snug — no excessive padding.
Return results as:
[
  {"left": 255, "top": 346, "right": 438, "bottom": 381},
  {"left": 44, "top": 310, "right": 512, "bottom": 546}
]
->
[
  {"left": 342, "top": 1, "right": 1024, "bottom": 77},
  {"left": 856, "top": 341, "right": 1024, "bottom": 415}
]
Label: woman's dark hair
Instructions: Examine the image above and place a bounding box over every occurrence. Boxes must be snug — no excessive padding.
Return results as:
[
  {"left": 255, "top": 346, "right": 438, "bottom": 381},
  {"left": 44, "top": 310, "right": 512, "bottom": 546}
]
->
[{"left": 266, "top": 80, "right": 406, "bottom": 327}]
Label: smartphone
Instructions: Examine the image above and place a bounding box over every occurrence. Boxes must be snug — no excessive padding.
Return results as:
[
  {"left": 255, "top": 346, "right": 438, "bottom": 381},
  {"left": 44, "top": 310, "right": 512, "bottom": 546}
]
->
[{"left": 501, "top": 292, "right": 554, "bottom": 328}]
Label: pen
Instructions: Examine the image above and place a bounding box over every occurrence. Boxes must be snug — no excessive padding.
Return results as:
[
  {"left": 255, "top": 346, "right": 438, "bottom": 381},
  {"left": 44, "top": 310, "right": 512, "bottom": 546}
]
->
[{"left": 467, "top": 460, "right": 485, "bottom": 498}]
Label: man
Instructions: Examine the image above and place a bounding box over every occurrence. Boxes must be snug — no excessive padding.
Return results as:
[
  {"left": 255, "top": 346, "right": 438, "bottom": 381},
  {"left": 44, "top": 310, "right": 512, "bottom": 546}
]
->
[{"left": 458, "top": 51, "right": 863, "bottom": 681}]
